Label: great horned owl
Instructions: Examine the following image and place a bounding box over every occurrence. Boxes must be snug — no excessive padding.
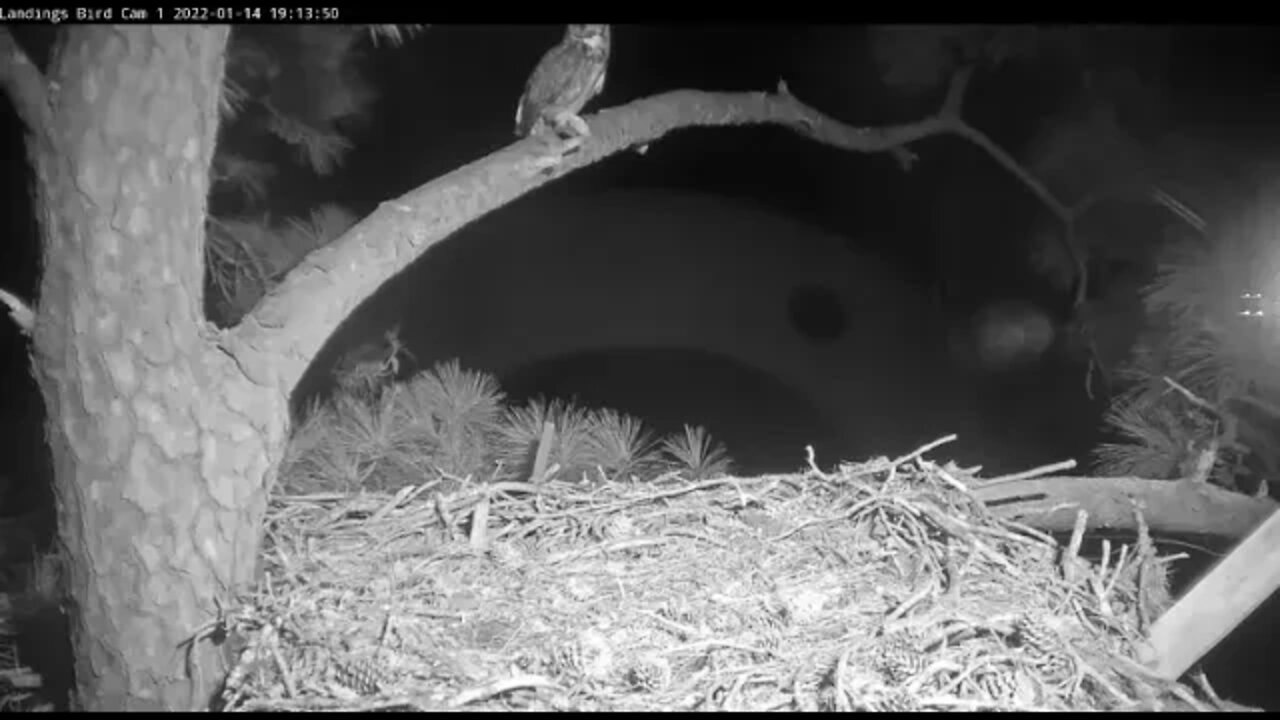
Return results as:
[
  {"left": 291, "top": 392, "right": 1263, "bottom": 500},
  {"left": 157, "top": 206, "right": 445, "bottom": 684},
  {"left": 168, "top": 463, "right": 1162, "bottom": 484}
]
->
[{"left": 514, "top": 24, "right": 611, "bottom": 140}]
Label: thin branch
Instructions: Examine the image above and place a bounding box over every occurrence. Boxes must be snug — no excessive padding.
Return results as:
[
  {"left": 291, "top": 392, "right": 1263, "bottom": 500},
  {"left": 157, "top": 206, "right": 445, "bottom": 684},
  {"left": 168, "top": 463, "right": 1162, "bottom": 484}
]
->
[
  {"left": 1062, "top": 508, "right": 1089, "bottom": 583},
  {"left": 1163, "top": 375, "right": 1221, "bottom": 417},
  {"left": 0, "top": 286, "right": 34, "bottom": 336},
  {"left": 939, "top": 65, "right": 973, "bottom": 120},
  {"left": 979, "top": 458, "right": 1078, "bottom": 486},
  {"left": 943, "top": 115, "right": 1087, "bottom": 304},
  {"left": 923, "top": 66, "right": 1090, "bottom": 308},
  {"left": 0, "top": 27, "right": 52, "bottom": 135},
  {"left": 928, "top": 68, "right": 1071, "bottom": 223},
  {"left": 771, "top": 80, "right": 953, "bottom": 152}
]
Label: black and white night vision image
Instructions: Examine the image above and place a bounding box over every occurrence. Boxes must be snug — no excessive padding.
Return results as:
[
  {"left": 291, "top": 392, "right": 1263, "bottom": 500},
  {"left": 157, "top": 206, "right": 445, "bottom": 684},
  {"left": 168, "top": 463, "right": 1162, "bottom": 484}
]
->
[{"left": 0, "top": 23, "right": 1278, "bottom": 712}]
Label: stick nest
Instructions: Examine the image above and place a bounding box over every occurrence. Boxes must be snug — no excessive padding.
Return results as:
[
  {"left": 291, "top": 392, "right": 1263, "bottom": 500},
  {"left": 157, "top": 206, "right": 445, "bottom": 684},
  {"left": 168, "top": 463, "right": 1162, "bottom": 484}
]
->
[{"left": 212, "top": 445, "right": 1226, "bottom": 712}]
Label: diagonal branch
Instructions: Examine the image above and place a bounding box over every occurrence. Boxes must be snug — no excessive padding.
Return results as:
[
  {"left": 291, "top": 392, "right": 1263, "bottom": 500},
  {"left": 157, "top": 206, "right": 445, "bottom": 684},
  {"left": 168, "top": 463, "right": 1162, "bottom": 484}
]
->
[
  {"left": 946, "top": 116, "right": 1072, "bottom": 223},
  {"left": 222, "top": 83, "right": 968, "bottom": 390},
  {"left": 931, "top": 65, "right": 1087, "bottom": 306},
  {"left": 0, "top": 27, "right": 52, "bottom": 136},
  {"left": 946, "top": 115, "right": 1089, "bottom": 304},
  {"left": 974, "top": 473, "right": 1277, "bottom": 541},
  {"left": 225, "top": 67, "right": 1087, "bottom": 395},
  {"left": 939, "top": 64, "right": 973, "bottom": 120}
]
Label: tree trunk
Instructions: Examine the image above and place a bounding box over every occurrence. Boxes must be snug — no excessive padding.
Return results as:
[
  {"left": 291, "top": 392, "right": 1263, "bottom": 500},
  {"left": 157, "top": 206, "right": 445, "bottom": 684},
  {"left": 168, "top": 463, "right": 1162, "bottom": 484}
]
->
[{"left": 28, "top": 27, "right": 289, "bottom": 710}]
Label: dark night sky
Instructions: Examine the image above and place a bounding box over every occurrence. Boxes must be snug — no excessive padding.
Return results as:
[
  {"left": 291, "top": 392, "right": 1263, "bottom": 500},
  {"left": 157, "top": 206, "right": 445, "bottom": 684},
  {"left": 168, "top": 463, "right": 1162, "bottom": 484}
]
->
[{"left": 3, "top": 25, "right": 1280, "bottom": 706}]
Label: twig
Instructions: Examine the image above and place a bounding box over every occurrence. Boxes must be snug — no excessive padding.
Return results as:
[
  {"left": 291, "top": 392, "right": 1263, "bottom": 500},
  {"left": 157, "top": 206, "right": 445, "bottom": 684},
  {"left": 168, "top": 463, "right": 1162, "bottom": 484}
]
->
[
  {"left": 1169, "top": 683, "right": 1211, "bottom": 713},
  {"left": 981, "top": 459, "right": 1078, "bottom": 486},
  {"left": 0, "top": 287, "right": 34, "bottom": 336},
  {"left": 1149, "top": 186, "right": 1208, "bottom": 234},
  {"left": 369, "top": 483, "right": 430, "bottom": 523},
  {"left": 805, "top": 445, "right": 833, "bottom": 480},
  {"left": 1062, "top": 509, "right": 1089, "bottom": 584},
  {"left": 530, "top": 421, "right": 556, "bottom": 484},
  {"left": 1163, "top": 376, "right": 1220, "bottom": 416},
  {"left": 448, "top": 673, "right": 562, "bottom": 707},
  {"left": 919, "top": 459, "right": 969, "bottom": 493},
  {"left": 892, "top": 434, "right": 958, "bottom": 467},
  {"left": 1188, "top": 667, "right": 1225, "bottom": 710},
  {"left": 1090, "top": 538, "right": 1116, "bottom": 615},
  {"left": 1102, "top": 542, "right": 1130, "bottom": 600},
  {"left": 1133, "top": 509, "right": 1158, "bottom": 633},
  {"left": 995, "top": 517, "right": 1058, "bottom": 546},
  {"left": 885, "top": 583, "right": 935, "bottom": 623},
  {"left": 944, "top": 115, "right": 1084, "bottom": 297},
  {"left": 939, "top": 65, "right": 973, "bottom": 119},
  {"left": 468, "top": 492, "right": 490, "bottom": 551},
  {"left": 832, "top": 649, "right": 854, "bottom": 711},
  {"left": 1080, "top": 326, "right": 1113, "bottom": 400}
]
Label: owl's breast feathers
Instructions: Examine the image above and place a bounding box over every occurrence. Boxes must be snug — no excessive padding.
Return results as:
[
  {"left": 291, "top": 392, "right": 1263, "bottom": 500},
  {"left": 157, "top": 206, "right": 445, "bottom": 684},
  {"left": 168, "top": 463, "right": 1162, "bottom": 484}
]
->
[{"left": 515, "top": 37, "right": 610, "bottom": 137}]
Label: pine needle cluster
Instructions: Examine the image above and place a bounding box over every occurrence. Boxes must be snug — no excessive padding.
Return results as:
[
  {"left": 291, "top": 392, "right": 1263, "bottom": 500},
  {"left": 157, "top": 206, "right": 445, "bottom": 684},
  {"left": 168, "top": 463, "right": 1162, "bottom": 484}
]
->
[
  {"left": 206, "top": 25, "right": 424, "bottom": 325},
  {"left": 280, "top": 357, "right": 736, "bottom": 494},
  {"left": 1092, "top": 185, "right": 1280, "bottom": 494}
]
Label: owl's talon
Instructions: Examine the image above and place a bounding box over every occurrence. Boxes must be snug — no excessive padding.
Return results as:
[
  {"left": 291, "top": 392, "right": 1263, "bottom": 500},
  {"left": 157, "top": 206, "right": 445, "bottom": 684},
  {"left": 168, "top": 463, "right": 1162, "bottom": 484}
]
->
[
  {"left": 556, "top": 112, "right": 591, "bottom": 139},
  {"left": 525, "top": 138, "right": 581, "bottom": 175},
  {"left": 557, "top": 136, "right": 584, "bottom": 155},
  {"left": 531, "top": 154, "right": 563, "bottom": 172}
]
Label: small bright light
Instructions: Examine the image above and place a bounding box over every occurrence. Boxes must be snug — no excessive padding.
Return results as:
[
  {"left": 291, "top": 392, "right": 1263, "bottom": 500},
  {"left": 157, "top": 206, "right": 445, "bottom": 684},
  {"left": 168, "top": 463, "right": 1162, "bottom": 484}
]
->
[{"left": 1239, "top": 291, "right": 1269, "bottom": 318}]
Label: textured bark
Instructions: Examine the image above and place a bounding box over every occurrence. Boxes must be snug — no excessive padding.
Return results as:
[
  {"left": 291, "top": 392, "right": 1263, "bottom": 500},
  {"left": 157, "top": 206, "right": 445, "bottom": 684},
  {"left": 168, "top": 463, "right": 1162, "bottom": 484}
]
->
[
  {"left": 975, "top": 474, "right": 1278, "bottom": 540},
  {"left": 28, "top": 27, "right": 288, "bottom": 710}
]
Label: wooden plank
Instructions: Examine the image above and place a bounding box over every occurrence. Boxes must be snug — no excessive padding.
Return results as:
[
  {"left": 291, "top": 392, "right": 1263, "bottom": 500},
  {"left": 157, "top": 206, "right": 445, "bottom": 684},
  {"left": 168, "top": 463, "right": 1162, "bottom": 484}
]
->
[{"left": 1146, "top": 505, "right": 1280, "bottom": 680}]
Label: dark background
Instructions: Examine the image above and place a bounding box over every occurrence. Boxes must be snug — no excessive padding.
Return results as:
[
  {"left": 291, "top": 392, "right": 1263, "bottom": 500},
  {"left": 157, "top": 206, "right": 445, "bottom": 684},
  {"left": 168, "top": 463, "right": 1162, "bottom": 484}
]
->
[{"left": 2, "top": 24, "right": 1279, "bottom": 708}]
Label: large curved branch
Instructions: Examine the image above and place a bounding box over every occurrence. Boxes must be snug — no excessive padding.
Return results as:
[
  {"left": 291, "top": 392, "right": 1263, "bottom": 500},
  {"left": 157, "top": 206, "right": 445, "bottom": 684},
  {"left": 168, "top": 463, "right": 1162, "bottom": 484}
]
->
[
  {"left": 222, "top": 82, "right": 966, "bottom": 391},
  {"left": 0, "top": 27, "right": 52, "bottom": 136}
]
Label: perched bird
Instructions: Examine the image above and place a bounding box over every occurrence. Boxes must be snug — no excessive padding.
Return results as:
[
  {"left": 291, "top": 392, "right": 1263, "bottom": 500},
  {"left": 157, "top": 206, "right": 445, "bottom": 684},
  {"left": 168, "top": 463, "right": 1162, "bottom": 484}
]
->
[{"left": 514, "top": 24, "right": 611, "bottom": 141}]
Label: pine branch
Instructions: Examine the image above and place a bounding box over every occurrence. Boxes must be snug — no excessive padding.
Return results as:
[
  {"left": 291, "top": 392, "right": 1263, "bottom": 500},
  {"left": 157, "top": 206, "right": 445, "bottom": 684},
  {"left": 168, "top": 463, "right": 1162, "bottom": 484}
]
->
[
  {"left": 1094, "top": 398, "right": 1193, "bottom": 479},
  {"left": 1096, "top": 180, "right": 1280, "bottom": 492},
  {"left": 585, "top": 408, "right": 661, "bottom": 480},
  {"left": 0, "top": 28, "right": 52, "bottom": 137},
  {"left": 211, "top": 153, "right": 276, "bottom": 204},
  {"left": 264, "top": 105, "right": 353, "bottom": 176},
  {"left": 661, "top": 425, "right": 733, "bottom": 480},
  {"left": 366, "top": 25, "right": 429, "bottom": 48}
]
